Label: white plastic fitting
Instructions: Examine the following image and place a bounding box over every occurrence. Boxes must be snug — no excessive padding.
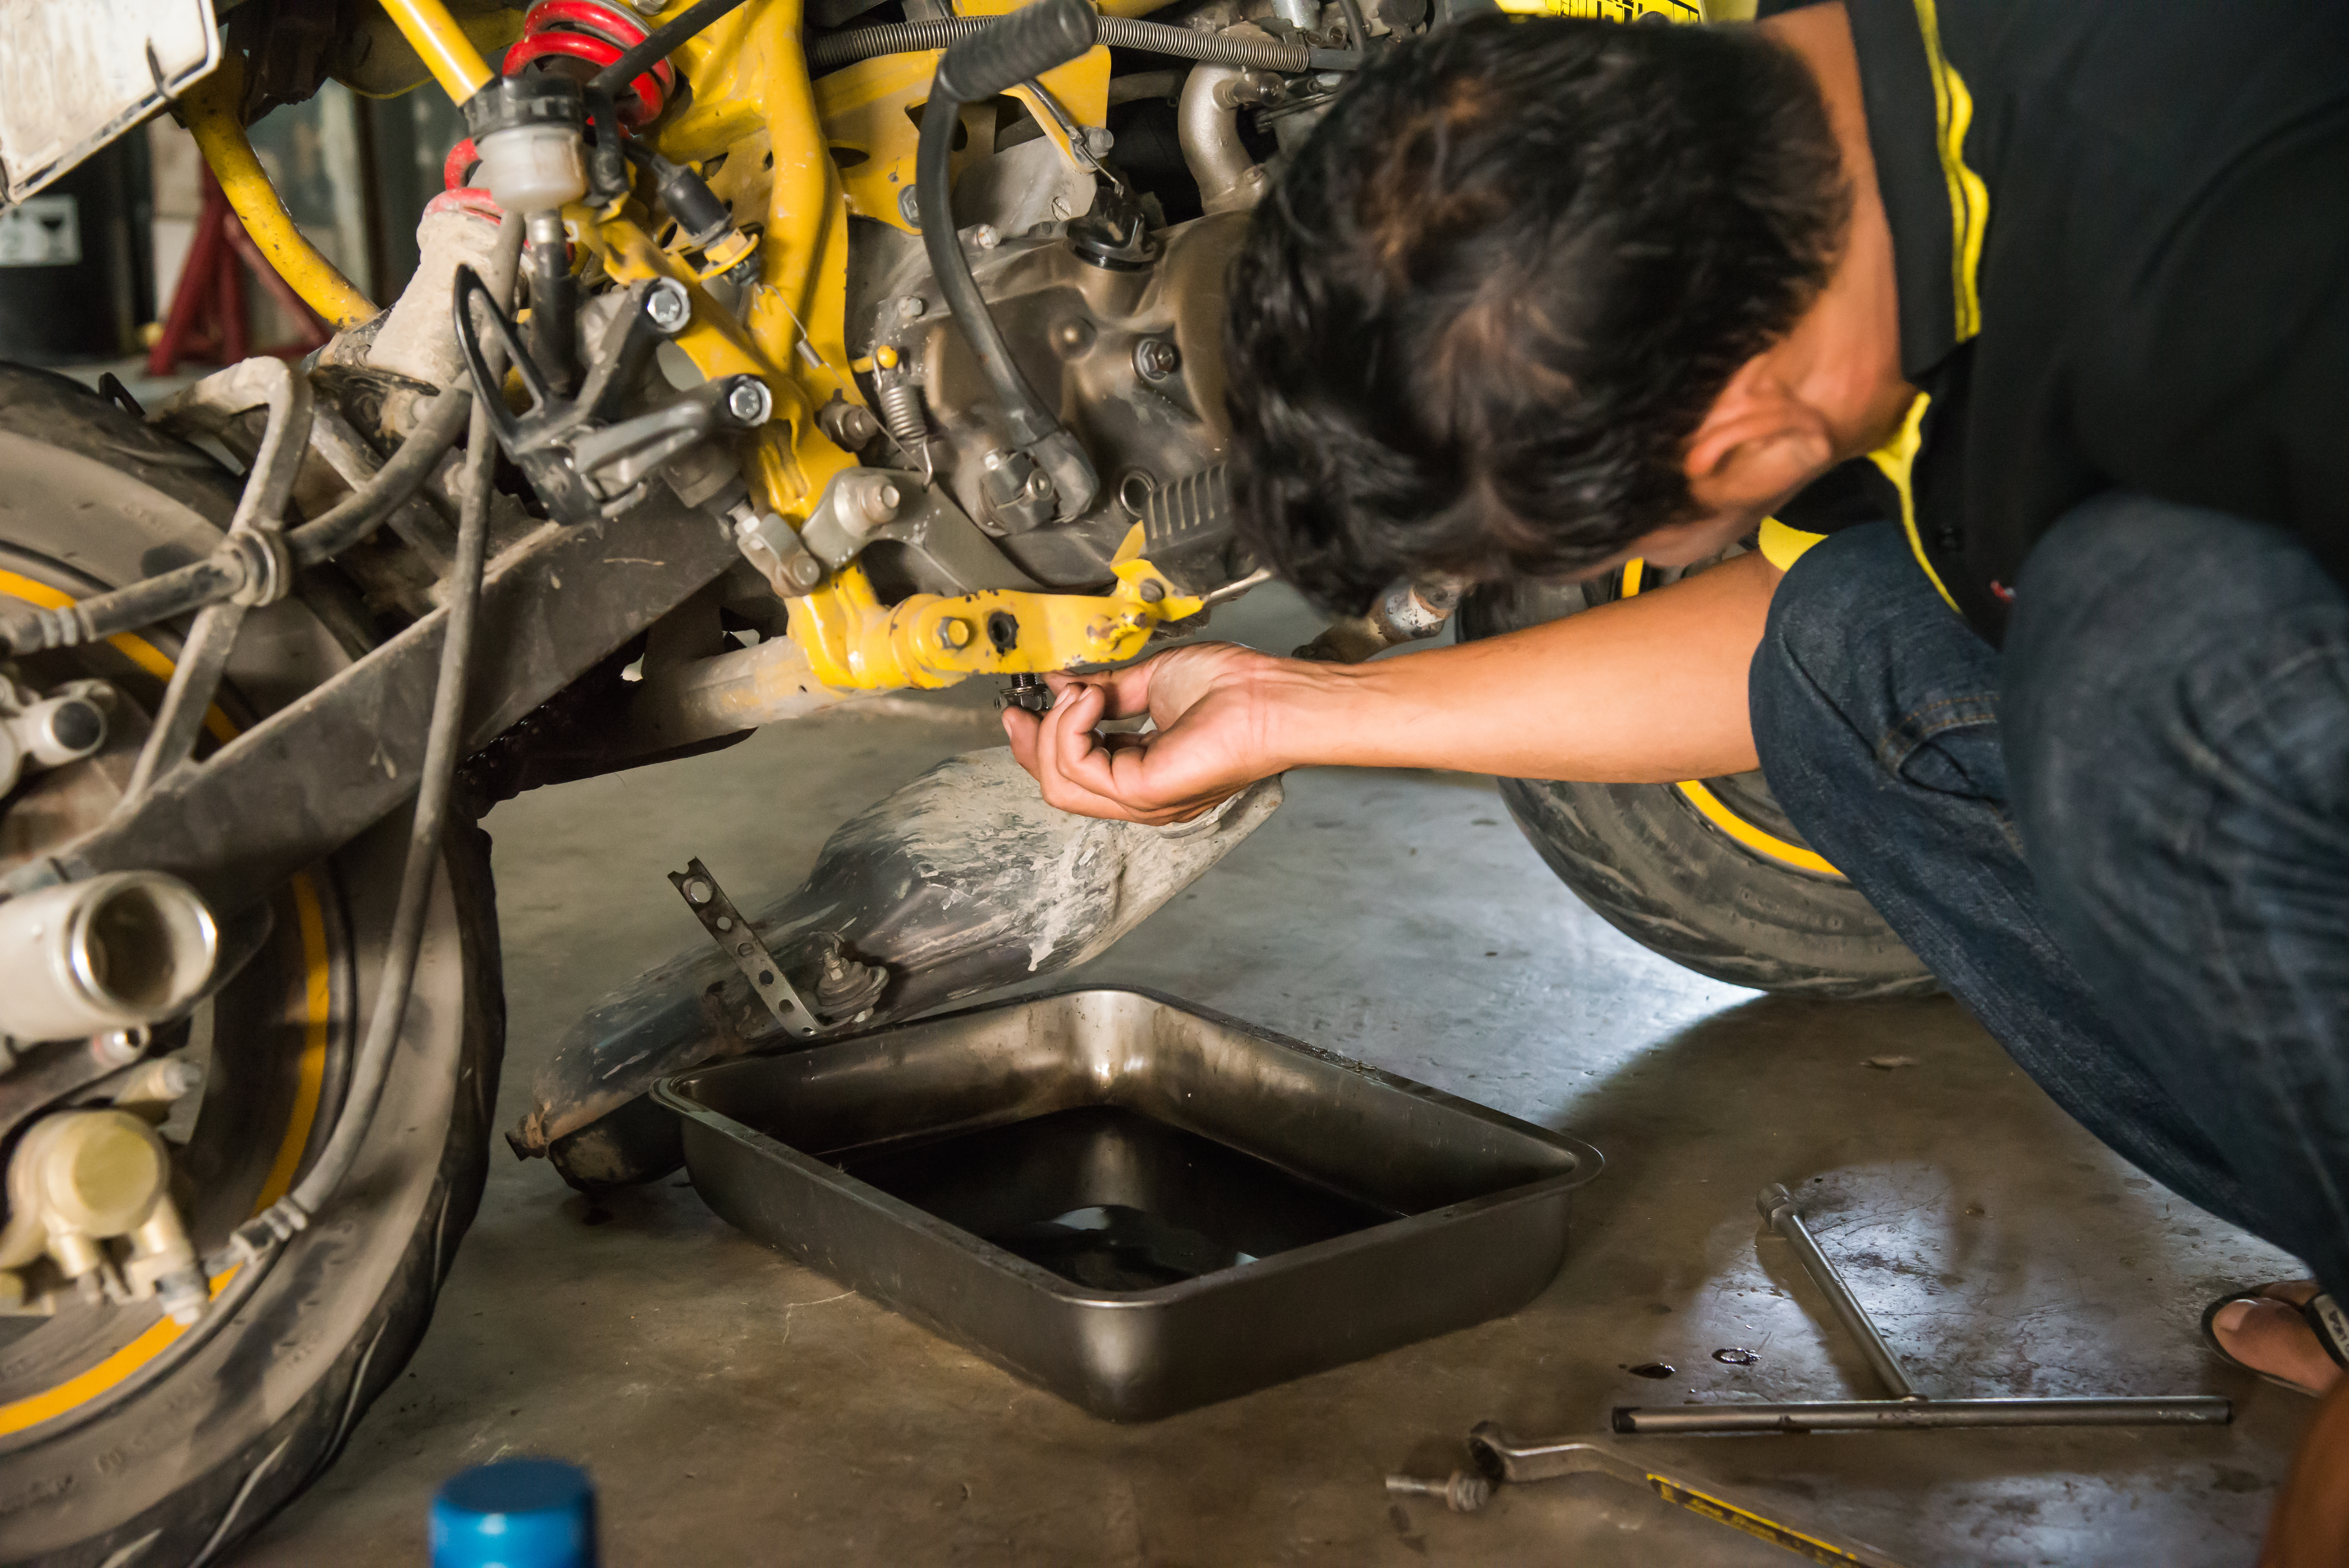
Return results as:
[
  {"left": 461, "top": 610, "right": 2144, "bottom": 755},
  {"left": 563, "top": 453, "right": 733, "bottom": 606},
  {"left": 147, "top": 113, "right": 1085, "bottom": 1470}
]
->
[{"left": 474, "top": 123, "right": 588, "bottom": 217}]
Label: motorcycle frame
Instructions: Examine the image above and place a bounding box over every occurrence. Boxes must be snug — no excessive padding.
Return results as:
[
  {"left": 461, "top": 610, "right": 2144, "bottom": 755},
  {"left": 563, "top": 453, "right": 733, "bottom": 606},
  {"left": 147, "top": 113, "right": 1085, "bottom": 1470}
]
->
[
  {"left": 0, "top": 0, "right": 1228, "bottom": 914},
  {"left": 195, "top": 0, "right": 1203, "bottom": 691}
]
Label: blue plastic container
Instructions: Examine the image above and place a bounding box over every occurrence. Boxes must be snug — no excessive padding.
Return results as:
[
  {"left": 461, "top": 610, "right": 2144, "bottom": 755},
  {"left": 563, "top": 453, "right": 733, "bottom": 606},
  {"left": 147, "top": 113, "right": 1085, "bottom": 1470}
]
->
[{"left": 429, "top": 1458, "right": 598, "bottom": 1568}]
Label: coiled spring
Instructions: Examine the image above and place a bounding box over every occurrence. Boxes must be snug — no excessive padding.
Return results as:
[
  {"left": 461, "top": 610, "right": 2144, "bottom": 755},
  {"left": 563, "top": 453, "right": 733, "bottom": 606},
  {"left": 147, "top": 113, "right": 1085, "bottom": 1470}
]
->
[
  {"left": 506, "top": 0, "right": 677, "bottom": 127},
  {"left": 876, "top": 377, "right": 930, "bottom": 470}
]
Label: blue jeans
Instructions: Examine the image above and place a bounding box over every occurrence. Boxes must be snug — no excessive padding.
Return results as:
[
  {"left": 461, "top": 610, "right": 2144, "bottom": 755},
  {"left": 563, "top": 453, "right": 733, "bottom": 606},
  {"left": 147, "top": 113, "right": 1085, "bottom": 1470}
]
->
[{"left": 1748, "top": 501, "right": 2349, "bottom": 1295}]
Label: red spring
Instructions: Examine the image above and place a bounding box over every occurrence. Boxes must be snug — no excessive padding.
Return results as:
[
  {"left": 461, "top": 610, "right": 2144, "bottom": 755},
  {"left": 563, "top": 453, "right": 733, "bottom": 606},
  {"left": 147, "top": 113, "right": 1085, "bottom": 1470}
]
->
[{"left": 504, "top": 0, "right": 676, "bottom": 129}]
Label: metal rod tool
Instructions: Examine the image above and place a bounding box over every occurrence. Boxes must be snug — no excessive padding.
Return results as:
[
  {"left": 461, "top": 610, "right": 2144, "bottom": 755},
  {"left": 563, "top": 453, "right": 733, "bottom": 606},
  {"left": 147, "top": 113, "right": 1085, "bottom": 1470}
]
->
[
  {"left": 1611, "top": 1183, "right": 2233, "bottom": 1436},
  {"left": 1467, "top": 1425, "right": 1909, "bottom": 1568}
]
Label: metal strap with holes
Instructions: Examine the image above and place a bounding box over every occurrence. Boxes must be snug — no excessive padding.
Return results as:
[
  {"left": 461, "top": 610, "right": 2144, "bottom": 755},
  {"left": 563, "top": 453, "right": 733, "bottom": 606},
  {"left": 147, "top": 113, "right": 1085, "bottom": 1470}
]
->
[{"left": 667, "top": 857, "right": 820, "bottom": 1038}]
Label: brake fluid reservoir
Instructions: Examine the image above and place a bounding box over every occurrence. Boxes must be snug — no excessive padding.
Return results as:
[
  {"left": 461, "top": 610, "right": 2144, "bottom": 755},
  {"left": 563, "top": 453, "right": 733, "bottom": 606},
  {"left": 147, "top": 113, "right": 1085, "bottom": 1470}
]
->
[
  {"left": 476, "top": 123, "right": 588, "bottom": 214},
  {"left": 462, "top": 73, "right": 589, "bottom": 214}
]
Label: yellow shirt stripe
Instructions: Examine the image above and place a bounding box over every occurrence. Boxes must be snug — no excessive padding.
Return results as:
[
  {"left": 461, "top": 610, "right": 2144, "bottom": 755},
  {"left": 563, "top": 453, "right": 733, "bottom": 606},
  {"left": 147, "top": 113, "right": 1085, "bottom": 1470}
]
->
[{"left": 1912, "top": 0, "right": 1990, "bottom": 342}]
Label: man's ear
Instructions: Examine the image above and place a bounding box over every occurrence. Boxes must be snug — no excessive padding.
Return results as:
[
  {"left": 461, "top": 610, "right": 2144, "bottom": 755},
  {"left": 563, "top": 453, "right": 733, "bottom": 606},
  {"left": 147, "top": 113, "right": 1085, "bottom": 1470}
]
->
[{"left": 1682, "top": 361, "right": 1837, "bottom": 514}]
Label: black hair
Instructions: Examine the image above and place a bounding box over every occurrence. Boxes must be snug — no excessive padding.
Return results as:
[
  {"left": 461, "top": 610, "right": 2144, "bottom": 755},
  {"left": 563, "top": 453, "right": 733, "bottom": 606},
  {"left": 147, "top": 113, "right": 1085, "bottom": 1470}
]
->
[{"left": 1223, "top": 15, "right": 1849, "bottom": 613}]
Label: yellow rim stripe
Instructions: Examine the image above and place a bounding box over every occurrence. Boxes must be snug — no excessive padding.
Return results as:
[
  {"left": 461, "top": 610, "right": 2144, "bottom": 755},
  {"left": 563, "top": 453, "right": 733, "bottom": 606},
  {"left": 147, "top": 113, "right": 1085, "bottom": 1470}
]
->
[
  {"left": 0, "top": 572, "right": 334, "bottom": 1437},
  {"left": 0, "top": 571, "right": 236, "bottom": 744},
  {"left": 1619, "top": 558, "right": 1846, "bottom": 880},
  {"left": 1911, "top": 0, "right": 1988, "bottom": 342},
  {"left": 1672, "top": 779, "right": 1842, "bottom": 878}
]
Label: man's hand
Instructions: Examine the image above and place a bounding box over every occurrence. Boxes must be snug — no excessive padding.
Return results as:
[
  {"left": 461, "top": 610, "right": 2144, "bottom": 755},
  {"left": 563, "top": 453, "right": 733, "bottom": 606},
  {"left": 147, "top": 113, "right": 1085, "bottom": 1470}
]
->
[{"left": 1002, "top": 641, "right": 1291, "bottom": 823}]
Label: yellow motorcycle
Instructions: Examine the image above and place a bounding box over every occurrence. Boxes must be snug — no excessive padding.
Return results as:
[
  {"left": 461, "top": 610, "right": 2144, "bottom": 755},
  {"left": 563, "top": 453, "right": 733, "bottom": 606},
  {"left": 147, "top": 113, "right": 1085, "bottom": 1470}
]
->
[{"left": 0, "top": 0, "right": 1916, "bottom": 1555}]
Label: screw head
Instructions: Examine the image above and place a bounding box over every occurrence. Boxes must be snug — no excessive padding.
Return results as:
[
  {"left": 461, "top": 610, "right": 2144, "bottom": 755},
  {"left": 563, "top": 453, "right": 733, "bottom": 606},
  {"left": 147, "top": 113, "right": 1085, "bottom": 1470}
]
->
[
  {"left": 970, "top": 224, "right": 1001, "bottom": 249},
  {"left": 1133, "top": 336, "right": 1181, "bottom": 382},
  {"left": 1139, "top": 579, "right": 1166, "bottom": 603},
  {"left": 726, "top": 379, "right": 773, "bottom": 426},
  {"left": 896, "top": 295, "right": 927, "bottom": 320},
  {"left": 644, "top": 278, "right": 691, "bottom": 332},
  {"left": 786, "top": 555, "right": 825, "bottom": 590},
  {"left": 939, "top": 617, "right": 973, "bottom": 649},
  {"left": 898, "top": 186, "right": 922, "bottom": 228}
]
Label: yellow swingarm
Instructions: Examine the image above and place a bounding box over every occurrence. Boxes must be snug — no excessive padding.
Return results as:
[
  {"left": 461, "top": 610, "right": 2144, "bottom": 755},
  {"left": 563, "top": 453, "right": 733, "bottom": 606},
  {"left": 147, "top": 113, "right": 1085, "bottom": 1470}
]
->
[{"left": 346, "top": 0, "right": 1202, "bottom": 695}]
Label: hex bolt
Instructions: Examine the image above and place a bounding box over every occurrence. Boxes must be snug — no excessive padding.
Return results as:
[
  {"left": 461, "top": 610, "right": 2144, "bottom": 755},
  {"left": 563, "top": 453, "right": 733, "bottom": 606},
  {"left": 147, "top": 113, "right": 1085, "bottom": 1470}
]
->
[
  {"left": 939, "top": 618, "right": 973, "bottom": 650},
  {"left": 969, "top": 224, "right": 1002, "bottom": 250},
  {"left": 1133, "top": 337, "right": 1181, "bottom": 383},
  {"left": 898, "top": 186, "right": 922, "bottom": 228},
  {"left": 726, "top": 379, "right": 773, "bottom": 426},
  {"left": 1385, "top": 1472, "right": 1492, "bottom": 1514},
  {"left": 644, "top": 279, "right": 692, "bottom": 333}
]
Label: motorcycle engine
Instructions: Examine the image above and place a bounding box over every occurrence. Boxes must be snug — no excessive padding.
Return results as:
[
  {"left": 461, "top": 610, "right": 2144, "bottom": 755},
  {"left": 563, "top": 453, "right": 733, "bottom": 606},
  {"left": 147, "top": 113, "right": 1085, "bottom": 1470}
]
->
[{"left": 838, "top": 159, "right": 1252, "bottom": 602}]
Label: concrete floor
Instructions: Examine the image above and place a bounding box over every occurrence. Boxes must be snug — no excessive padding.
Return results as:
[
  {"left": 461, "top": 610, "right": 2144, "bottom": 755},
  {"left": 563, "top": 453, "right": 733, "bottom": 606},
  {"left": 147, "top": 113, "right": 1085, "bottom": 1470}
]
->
[{"left": 236, "top": 587, "right": 2310, "bottom": 1566}]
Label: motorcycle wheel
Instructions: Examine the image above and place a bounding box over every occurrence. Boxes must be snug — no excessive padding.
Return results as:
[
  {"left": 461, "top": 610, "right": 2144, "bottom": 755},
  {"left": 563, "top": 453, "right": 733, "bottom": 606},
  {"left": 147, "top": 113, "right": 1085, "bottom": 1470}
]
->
[
  {"left": 0, "top": 365, "right": 506, "bottom": 1566},
  {"left": 1456, "top": 558, "right": 1936, "bottom": 998}
]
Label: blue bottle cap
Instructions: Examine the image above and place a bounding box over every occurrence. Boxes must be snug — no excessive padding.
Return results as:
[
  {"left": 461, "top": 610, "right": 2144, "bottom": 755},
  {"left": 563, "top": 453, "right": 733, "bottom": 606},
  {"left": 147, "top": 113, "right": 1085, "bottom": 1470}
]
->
[{"left": 430, "top": 1458, "right": 598, "bottom": 1568}]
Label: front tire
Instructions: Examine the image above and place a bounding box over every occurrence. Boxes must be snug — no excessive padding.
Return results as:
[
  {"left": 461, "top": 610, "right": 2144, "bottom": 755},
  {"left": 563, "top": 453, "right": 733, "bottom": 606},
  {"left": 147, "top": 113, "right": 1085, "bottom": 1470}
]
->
[
  {"left": 1457, "top": 563, "right": 1934, "bottom": 998},
  {"left": 0, "top": 366, "right": 506, "bottom": 1565}
]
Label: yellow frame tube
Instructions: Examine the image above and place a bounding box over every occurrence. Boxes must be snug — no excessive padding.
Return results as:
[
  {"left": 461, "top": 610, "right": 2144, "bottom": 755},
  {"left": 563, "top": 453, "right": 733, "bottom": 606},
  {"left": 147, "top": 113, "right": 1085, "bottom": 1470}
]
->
[
  {"left": 181, "top": 61, "right": 378, "bottom": 330},
  {"left": 377, "top": 0, "right": 497, "bottom": 102}
]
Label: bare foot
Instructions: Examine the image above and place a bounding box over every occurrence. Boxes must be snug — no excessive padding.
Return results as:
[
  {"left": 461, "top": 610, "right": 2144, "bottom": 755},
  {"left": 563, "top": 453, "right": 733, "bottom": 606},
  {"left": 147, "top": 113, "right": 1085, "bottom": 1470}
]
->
[{"left": 2214, "top": 1282, "right": 2345, "bottom": 1397}]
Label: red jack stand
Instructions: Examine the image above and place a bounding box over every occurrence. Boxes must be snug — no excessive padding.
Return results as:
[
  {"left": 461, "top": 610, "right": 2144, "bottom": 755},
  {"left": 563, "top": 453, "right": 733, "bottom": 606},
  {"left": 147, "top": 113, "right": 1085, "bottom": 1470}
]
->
[{"left": 146, "top": 164, "right": 333, "bottom": 376}]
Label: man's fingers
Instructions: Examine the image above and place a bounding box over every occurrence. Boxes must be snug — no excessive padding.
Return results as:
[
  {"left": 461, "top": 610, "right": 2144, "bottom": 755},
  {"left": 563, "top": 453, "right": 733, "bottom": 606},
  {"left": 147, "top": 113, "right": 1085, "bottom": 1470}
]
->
[
  {"left": 1047, "top": 660, "right": 1157, "bottom": 720},
  {"left": 1002, "top": 705, "right": 1041, "bottom": 773}
]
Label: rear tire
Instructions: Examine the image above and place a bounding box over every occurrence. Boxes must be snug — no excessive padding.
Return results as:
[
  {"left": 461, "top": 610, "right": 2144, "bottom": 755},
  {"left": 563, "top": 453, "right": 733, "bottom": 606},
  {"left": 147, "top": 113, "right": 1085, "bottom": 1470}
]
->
[
  {"left": 1456, "top": 567, "right": 1935, "bottom": 999},
  {"left": 0, "top": 365, "right": 507, "bottom": 1565}
]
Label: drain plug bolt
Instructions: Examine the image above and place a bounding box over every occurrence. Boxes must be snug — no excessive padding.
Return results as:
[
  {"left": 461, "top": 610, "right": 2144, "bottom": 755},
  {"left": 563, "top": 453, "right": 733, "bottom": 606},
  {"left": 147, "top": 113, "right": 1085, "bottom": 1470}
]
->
[{"left": 1385, "top": 1471, "right": 1491, "bottom": 1513}]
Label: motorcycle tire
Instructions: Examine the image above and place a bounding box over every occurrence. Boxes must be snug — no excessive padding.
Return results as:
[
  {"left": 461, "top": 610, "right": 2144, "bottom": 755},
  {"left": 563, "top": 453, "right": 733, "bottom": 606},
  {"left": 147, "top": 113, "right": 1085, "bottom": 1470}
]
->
[
  {"left": 1455, "top": 563, "right": 1936, "bottom": 999},
  {"left": 0, "top": 365, "right": 506, "bottom": 1566}
]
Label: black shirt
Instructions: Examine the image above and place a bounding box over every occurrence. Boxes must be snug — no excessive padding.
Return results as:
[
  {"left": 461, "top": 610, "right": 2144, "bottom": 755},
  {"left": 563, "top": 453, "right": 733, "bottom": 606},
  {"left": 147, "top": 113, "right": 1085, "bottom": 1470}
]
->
[{"left": 1763, "top": 0, "right": 2349, "bottom": 641}]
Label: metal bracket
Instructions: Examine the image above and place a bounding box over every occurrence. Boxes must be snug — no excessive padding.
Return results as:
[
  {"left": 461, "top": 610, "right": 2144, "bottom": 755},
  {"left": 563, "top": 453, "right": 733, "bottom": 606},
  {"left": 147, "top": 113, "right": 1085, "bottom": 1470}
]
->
[
  {"left": 667, "top": 857, "right": 821, "bottom": 1039},
  {"left": 452, "top": 269, "right": 770, "bottom": 525}
]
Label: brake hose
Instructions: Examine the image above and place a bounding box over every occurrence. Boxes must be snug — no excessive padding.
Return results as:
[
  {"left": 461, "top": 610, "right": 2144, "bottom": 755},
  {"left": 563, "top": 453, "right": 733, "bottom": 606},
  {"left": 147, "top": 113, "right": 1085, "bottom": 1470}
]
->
[
  {"left": 591, "top": 0, "right": 753, "bottom": 96},
  {"left": 915, "top": 0, "right": 1106, "bottom": 518},
  {"left": 808, "top": 14, "right": 1358, "bottom": 75},
  {"left": 0, "top": 220, "right": 522, "bottom": 1454}
]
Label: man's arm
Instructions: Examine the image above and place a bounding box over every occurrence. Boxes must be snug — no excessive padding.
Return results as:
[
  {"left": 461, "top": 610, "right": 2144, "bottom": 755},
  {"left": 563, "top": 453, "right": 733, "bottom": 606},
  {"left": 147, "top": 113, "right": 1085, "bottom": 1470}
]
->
[{"left": 1003, "top": 549, "right": 1787, "bottom": 823}]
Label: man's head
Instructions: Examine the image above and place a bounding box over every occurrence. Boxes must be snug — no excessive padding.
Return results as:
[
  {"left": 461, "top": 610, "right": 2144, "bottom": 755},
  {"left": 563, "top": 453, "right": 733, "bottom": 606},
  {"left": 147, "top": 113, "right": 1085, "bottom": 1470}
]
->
[{"left": 1224, "top": 15, "right": 1850, "bottom": 613}]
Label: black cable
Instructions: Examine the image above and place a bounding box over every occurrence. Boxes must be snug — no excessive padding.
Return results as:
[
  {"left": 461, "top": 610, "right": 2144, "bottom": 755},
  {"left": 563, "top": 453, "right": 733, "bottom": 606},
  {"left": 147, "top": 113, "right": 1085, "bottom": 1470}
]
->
[
  {"left": 807, "top": 14, "right": 1328, "bottom": 75},
  {"left": 592, "top": 0, "right": 752, "bottom": 98},
  {"left": 1329, "top": 0, "right": 1370, "bottom": 68}
]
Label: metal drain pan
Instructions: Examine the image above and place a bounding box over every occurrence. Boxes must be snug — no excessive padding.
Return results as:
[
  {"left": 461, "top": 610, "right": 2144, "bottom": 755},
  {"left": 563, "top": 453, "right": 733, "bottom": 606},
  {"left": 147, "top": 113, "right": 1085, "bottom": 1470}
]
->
[{"left": 656, "top": 986, "right": 1600, "bottom": 1421}]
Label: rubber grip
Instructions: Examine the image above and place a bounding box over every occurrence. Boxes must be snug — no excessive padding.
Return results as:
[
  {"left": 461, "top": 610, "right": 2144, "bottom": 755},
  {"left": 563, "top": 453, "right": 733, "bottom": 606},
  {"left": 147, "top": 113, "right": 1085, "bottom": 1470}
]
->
[{"left": 931, "top": 0, "right": 1099, "bottom": 103}]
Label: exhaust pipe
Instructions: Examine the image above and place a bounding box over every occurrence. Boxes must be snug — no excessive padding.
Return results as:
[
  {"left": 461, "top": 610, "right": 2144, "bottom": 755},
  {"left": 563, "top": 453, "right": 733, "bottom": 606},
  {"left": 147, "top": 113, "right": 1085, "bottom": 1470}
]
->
[{"left": 0, "top": 873, "right": 220, "bottom": 1043}]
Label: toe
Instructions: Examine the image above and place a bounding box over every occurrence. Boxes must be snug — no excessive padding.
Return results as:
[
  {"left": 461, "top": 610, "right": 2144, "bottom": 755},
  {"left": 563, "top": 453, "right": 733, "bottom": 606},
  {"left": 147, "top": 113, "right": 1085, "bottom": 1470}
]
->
[{"left": 2214, "top": 1297, "right": 2344, "bottom": 1396}]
